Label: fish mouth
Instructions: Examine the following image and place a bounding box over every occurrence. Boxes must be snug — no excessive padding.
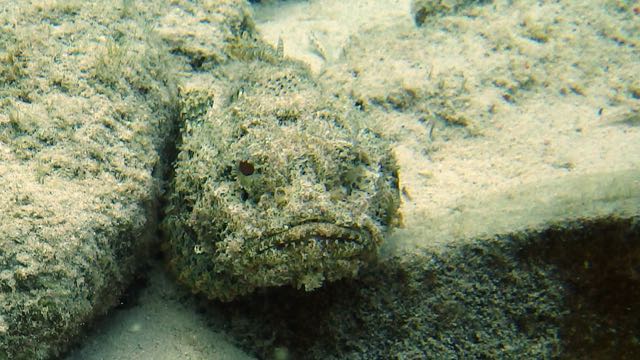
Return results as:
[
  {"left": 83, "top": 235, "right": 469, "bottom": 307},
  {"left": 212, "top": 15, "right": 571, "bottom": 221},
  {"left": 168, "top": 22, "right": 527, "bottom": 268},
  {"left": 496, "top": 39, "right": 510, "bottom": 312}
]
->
[{"left": 254, "top": 221, "right": 376, "bottom": 256}]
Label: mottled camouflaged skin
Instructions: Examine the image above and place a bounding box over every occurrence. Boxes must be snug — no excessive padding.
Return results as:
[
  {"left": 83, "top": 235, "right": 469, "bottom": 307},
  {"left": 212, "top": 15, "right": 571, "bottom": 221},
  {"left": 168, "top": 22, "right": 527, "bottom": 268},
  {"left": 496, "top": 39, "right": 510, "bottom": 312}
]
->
[{"left": 163, "top": 59, "right": 400, "bottom": 301}]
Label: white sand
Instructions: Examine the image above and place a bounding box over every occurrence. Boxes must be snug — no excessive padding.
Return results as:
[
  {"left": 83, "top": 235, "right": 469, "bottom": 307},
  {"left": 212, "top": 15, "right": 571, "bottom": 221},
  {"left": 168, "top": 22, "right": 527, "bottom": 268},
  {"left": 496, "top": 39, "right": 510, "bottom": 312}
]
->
[{"left": 65, "top": 263, "right": 253, "bottom": 359}]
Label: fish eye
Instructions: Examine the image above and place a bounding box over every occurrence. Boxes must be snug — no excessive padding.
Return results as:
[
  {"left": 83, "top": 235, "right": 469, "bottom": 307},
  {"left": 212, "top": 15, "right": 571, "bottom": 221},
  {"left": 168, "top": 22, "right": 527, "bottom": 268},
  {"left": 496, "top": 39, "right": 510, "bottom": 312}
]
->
[{"left": 238, "top": 160, "right": 255, "bottom": 176}]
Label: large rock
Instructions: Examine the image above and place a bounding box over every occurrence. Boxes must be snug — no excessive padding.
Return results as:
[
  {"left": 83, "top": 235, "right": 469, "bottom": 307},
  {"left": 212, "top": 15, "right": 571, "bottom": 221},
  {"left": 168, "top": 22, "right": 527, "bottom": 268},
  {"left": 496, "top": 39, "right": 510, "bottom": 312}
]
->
[{"left": 0, "top": 1, "right": 179, "bottom": 358}]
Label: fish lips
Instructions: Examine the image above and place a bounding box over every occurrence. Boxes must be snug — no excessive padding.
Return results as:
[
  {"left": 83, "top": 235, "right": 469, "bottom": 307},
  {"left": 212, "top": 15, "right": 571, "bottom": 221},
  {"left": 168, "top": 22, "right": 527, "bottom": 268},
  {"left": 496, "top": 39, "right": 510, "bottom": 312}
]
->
[{"left": 252, "top": 221, "right": 379, "bottom": 256}]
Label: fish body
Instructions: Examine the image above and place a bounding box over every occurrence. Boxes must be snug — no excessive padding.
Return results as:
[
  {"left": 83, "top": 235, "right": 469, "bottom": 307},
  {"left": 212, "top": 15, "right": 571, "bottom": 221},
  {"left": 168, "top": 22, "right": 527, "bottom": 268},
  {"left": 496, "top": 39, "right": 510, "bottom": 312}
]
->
[{"left": 163, "top": 58, "right": 400, "bottom": 301}]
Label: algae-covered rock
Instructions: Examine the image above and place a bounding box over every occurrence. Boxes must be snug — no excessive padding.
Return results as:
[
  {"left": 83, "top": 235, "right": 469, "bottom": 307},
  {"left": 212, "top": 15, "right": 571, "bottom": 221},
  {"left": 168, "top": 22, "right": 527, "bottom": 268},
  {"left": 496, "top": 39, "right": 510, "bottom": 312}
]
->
[
  {"left": 411, "top": 0, "right": 489, "bottom": 26},
  {"left": 0, "top": 1, "right": 178, "bottom": 358},
  {"left": 163, "top": 53, "right": 400, "bottom": 301}
]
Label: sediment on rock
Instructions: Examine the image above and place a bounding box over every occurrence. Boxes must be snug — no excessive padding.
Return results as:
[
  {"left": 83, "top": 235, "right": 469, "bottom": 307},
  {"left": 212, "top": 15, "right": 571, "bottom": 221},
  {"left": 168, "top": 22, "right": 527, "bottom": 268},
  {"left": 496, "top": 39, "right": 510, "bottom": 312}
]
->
[{"left": 0, "top": 1, "right": 179, "bottom": 358}]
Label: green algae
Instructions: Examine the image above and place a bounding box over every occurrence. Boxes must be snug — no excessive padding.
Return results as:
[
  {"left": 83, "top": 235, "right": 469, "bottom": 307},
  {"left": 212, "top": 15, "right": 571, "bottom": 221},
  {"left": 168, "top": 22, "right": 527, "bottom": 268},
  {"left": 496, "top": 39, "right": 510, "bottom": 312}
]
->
[{"left": 0, "top": 1, "right": 179, "bottom": 358}]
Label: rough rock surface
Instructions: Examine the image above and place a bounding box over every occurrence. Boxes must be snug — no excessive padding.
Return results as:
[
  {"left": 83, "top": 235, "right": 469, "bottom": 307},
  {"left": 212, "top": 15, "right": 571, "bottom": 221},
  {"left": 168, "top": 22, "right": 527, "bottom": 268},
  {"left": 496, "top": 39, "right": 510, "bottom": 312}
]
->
[{"left": 0, "top": 1, "right": 174, "bottom": 358}]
